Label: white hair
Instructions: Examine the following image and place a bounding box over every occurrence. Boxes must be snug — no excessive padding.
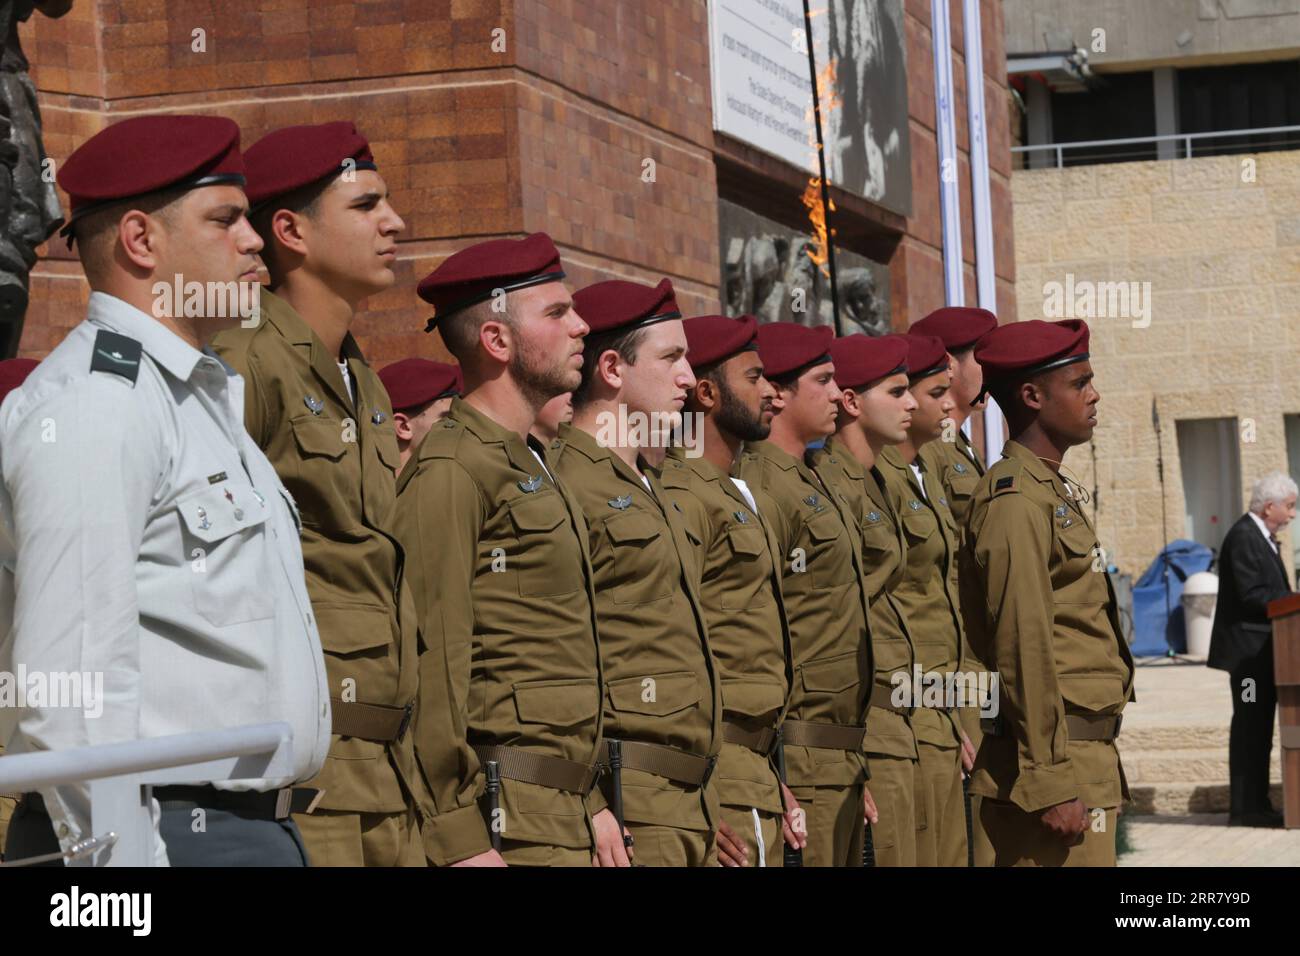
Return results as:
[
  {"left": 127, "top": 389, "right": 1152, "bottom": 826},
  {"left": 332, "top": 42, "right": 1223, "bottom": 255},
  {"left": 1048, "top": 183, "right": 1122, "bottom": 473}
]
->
[{"left": 1249, "top": 471, "right": 1299, "bottom": 513}]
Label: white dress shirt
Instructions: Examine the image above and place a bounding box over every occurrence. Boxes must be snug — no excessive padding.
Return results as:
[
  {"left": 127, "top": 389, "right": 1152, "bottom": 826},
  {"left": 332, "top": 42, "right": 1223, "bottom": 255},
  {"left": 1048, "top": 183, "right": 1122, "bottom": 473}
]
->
[
  {"left": 1248, "top": 511, "right": 1280, "bottom": 555},
  {"left": 0, "top": 292, "right": 331, "bottom": 863}
]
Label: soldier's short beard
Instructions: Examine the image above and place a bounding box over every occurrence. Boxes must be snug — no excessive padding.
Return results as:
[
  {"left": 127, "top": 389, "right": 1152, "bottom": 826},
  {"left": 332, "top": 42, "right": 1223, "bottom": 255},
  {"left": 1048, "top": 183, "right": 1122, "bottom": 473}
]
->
[
  {"left": 510, "top": 339, "right": 575, "bottom": 410},
  {"left": 713, "top": 374, "right": 770, "bottom": 442}
]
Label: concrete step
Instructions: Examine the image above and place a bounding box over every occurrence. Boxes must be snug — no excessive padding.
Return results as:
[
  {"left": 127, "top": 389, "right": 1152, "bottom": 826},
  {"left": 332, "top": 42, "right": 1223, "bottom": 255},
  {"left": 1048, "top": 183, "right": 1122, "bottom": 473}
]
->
[
  {"left": 1121, "top": 747, "right": 1281, "bottom": 784},
  {"left": 1126, "top": 781, "right": 1284, "bottom": 816}
]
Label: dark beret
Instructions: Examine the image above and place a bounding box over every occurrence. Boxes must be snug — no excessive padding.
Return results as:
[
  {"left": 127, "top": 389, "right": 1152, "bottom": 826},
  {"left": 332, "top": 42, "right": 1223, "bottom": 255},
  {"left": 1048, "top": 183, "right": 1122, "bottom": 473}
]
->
[
  {"left": 974, "top": 319, "right": 1090, "bottom": 387},
  {"left": 572, "top": 278, "right": 680, "bottom": 336},
  {"left": 243, "top": 121, "right": 376, "bottom": 210},
  {"left": 377, "top": 358, "right": 462, "bottom": 414},
  {"left": 756, "top": 322, "right": 834, "bottom": 380},
  {"left": 418, "top": 232, "right": 565, "bottom": 332},
  {"left": 910, "top": 306, "right": 999, "bottom": 351},
  {"left": 57, "top": 114, "right": 245, "bottom": 239},
  {"left": 0, "top": 358, "right": 39, "bottom": 404},
  {"left": 903, "top": 333, "right": 950, "bottom": 382},
  {"left": 827, "top": 334, "right": 909, "bottom": 390},
  {"left": 682, "top": 314, "right": 758, "bottom": 370}
]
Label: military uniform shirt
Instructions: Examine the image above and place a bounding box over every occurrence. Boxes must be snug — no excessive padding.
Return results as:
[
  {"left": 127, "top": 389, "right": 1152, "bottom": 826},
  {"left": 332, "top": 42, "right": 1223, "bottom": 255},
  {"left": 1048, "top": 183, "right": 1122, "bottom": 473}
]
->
[
  {"left": 552, "top": 424, "right": 720, "bottom": 831},
  {"left": 0, "top": 292, "right": 330, "bottom": 863},
  {"left": 395, "top": 398, "right": 603, "bottom": 862},
  {"left": 965, "top": 440, "right": 1135, "bottom": 812}
]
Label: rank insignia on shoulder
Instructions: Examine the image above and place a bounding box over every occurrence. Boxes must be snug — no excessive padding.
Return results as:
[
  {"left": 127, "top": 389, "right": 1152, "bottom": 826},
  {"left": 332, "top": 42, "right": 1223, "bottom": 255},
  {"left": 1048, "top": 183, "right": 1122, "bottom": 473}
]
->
[
  {"left": 733, "top": 511, "right": 748, "bottom": 524},
  {"left": 89, "top": 330, "right": 142, "bottom": 385},
  {"left": 303, "top": 395, "right": 324, "bottom": 415},
  {"left": 608, "top": 494, "right": 633, "bottom": 510},
  {"left": 371, "top": 409, "right": 386, "bottom": 425},
  {"left": 954, "top": 462, "right": 967, "bottom": 474},
  {"left": 517, "top": 475, "right": 543, "bottom": 493},
  {"left": 908, "top": 499, "right": 922, "bottom": 511},
  {"left": 866, "top": 511, "right": 881, "bottom": 523},
  {"left": 995, "top": 476, "right": 1015, "bottom": 492},
  {"left": 207, "top": 472, "right": 228, "bottom": 485}
]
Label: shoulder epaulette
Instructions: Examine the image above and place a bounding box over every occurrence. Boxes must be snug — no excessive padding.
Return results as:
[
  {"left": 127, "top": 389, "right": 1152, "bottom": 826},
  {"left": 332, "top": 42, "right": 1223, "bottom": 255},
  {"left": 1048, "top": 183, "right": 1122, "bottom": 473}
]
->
[
  {"left": 415, "top": 417, "right": 465, "bottom": 462},
  {"left": 89, "top": 330, "right": 143, "bottom": 386},
  {"left": 990, "top": 460, "right": 1024, "bottom": 497}
]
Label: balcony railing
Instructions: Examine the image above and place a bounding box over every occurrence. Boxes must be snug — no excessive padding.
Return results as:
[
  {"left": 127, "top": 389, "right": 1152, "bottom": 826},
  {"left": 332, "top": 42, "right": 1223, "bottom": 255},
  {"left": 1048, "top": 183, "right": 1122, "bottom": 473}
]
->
[{"left": 1013, "top": 123, "right": 1300, "bottom": 168}]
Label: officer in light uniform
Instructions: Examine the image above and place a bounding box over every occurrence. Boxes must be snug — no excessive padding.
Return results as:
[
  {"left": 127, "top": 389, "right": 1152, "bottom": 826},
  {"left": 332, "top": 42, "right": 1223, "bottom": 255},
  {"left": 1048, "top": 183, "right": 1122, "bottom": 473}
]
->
[
  {"left": 911, "top": 305, "right": 999, "bottom": 866},
  {"left": 965, "top": 319, "right": 1134, "bottom": 867},
  {"left": 552, "top": 277, "right": 723, "bottom": 867},
  {"left": 0, "top": 115, "right": 330, "bottom": 866},
  {"left": 810, "top": 333, "right": 921, "bottom": 866},
  {"left": 399, "top": 234, "right": 621, "bottom": 867},
  {"left": 658, "top": 314, "right": 805, "bottom": 867},
  {"left": 213, "top": 122, "right": 427, "bottom": 867},
  {"left": 876, "top": 333, "right": 972, "bottom": 867},
  {"left": 739, "top": 322, "right": 875, "bottom": 868},
  {"left": 376, "top": 358, "right": 461, "bottom": 473}
]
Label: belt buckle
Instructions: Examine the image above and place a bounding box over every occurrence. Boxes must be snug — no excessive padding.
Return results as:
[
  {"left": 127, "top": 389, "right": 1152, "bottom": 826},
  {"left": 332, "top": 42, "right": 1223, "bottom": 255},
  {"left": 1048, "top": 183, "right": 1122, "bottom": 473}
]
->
[
  {"left": 396, "top": 701, "right": 415, "bottom": 741},
  {"left": 275, "top": 789, "right": 292, "bottom": 820},
  {"left": 700, "top": 754, "right": 718, "bottom": 789}
]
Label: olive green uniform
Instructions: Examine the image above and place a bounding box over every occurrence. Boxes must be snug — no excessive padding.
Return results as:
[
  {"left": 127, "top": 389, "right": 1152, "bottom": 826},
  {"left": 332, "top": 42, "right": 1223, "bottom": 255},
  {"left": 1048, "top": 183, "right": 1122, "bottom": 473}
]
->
[
  {"left": 395, "top": 399, "right": 604, "bottom": 867},
  {"left": 552, "top": 425, "right": 721, "bottom": 867},
  {"left": 812, "top": 438, "right": 918, "bottom": 866},
  {"left": 739, "top": 441, "right": 872, "bottom": 867},
  {"left": 878, "top": 445, "right": 967, "bottom": 867},
  {"left": 919, "top": 428, "right": 992, "bottom": 865},
  {"left": 658, "top": 448, "right": 791, "bottom": 867},
  {"left": 965, "top": 440, "right": 1134, "bottom": 866},
  {"left": 213, "top": 290, "right": 425, "bottom": 867}
]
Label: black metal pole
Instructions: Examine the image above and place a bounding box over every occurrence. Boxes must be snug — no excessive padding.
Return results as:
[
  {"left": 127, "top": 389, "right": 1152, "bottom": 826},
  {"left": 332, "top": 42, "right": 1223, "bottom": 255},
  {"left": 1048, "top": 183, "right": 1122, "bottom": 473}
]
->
[
  {"left": 801, "top": 0, "right": 843, "bottom": 337},
  {"left": 1152, "top": 398, "right": 1173, "bottom": 656}
]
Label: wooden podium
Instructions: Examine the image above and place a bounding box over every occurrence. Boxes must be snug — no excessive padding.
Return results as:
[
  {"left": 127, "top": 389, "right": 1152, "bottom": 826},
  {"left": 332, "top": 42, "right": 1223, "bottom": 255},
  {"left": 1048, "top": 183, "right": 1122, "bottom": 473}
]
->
[{"left": 1267, "top": 594, "right": 1300, "bottom": 828}]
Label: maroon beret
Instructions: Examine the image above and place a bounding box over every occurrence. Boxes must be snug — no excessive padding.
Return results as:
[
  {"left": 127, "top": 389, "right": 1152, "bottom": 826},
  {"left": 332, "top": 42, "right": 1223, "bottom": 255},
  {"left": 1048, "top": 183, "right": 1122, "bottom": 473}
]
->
[
  {"left": 974, "top": 319, "right": 1090, "bottom": 389},
  {"left": 58, "top": 115, "right": 245, "bottom": 240},
  {"left": 244, "top": 121, "right": 377, "bottom": 210},
  {"left": 756, "top": 322, "right": 834, "bottom": 380},
  {"left": 0, "top": 358, "right": 39, "bottom": 404},
  {"left": 682, "top": 314, "right": 758, "bottom": 370},
  {"left": 572, "top": 278, "right": 680, "bottom": 336},
  {"left": 828, "top": 334, "right": 909, "bottom": 390},
  {"left": 378, "top": 358, "right": 462, "bottom": 414},
  {"left": 903, "top": 333, "right": 950, "bottom": 382},
  {"left": 910, "top": 306, "right": 999, "bottom": 351},
  {"left": 418, "top": 232, "right": 564, "bottom": 332}
]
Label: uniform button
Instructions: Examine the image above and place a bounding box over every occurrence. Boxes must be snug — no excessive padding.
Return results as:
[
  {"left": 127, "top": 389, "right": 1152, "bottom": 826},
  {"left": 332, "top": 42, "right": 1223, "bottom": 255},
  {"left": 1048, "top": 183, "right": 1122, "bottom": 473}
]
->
[
  {"left": 233, "top": 508, "right": 244, "bottom": 520},
  {"left": 58, "top": 823, "right": 70, "bottom": 838}
]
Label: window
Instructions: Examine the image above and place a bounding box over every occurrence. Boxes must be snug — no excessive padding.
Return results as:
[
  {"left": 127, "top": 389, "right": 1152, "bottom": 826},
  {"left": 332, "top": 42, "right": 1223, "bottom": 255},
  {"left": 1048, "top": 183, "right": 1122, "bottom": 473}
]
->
[{"left": 1176, "top": 418, "right": 1242, "bottom": 559}]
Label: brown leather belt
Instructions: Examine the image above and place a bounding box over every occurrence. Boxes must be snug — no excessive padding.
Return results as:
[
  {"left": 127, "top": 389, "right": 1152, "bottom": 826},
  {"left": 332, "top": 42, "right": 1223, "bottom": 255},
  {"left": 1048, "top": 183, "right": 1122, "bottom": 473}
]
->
[
  {"left": 981, "top": 713, "right": 1123, "bottom": 742},
  {"left": 722, "top": 721, "right": 779, "bottom": 756},
  {"left": 869, "top": 683, "right": 911, "bottom": 714},
  {"left": 24, "top": 786, "right": 324, "bottom": 821},
  {"left": 780, "top": 718, "right": 866, "bottom": 751},
  {"left": 331, "top": 698, "right": 413, "bottom": 743},
  {"left": 472, "top": 744, "right": 601, "bottom": 795},
  {"left": 599, "top": 739, "right": 716, "bottom": 787}
]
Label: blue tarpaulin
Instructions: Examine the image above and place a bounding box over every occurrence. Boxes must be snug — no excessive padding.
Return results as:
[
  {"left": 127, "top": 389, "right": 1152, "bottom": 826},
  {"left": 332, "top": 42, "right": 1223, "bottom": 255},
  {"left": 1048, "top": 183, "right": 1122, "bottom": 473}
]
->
[{"left": 1130, "top": 539, "right": 1215, "bottom": 657}]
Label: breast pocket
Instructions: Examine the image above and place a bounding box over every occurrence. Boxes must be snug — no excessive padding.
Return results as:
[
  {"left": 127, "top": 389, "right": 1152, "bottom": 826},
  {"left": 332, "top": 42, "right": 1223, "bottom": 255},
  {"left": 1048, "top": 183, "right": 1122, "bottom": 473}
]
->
[
  {"left": 805, "top": 510, "right": 852, "bottom": 590},
  {"left": 178, "top": 481, "right": 275, "bottom": 627},
  {"left": 721, "top": 524, "right": 771, "bottom": 609},
  {"left": 604, "top": 512, "right": 674, "bottom": 605},
  {"left": 507, "top": 492, "right": 584, "bottom": 597},
  {"left": 289, "top": 415, "right": 353, "bottom": 529},
  {"left": 947, "top": 471, "right": 978, "bottom": 502},
  {"left": 1054, "top": 520, "right": 1103, "bottom": 603}
]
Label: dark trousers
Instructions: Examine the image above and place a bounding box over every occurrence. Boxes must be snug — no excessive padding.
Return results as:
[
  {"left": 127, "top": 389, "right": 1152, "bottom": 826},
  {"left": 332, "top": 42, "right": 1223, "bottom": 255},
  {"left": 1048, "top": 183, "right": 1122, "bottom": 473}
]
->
[
  {"left": 3, "top": 792, "right": 311, "bottom": 867},
  {"left": 1228, "top": 645, "right": 1278, "bottom": 817}
]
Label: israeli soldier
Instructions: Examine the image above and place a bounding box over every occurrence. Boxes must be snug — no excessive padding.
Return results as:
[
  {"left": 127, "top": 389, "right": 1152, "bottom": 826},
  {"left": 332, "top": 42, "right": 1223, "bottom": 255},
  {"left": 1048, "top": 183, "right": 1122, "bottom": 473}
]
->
[
  {"left": 810, "top": 333, "right": 921, "bottom": 866},
  {"left": 657, "top": 314, "right": 806, "bottom": 867},
  {"left": 552, "top": 277, "right": 722, "bottom": 867},
  {"left": 739, "top": 322, "right": 874, "bottom": 867},
  {"left": 876, "top": 333, "right": 972, "bottom": 867},
  {"left": 399, "top": 233, "right": 625, "bottom": 866},
  {"left": 912, "top": 306, "right": 999, "bottom": 866},
  {"left": 1, "top": 115, "right": 329, "bottom": 866},
  {"left": 376, "top": 358, "right": 461, "bottom": 474},
  {"left": 212, "top": 122, "right": 426, "bottom": 866},
  {"left": 965, "top": 319, "right": 1134, "bottom": 866}
]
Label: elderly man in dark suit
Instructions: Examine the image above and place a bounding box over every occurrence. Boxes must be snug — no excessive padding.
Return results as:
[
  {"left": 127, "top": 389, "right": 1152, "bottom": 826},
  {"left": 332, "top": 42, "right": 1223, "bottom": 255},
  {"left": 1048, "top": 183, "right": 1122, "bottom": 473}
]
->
[{"left": 1208, "top": 471, "right": 1298, "bottom": 827}]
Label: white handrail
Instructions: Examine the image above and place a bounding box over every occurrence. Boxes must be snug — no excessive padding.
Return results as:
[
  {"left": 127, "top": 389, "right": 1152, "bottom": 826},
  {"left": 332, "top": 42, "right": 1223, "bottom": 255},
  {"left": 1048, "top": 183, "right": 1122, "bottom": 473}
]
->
[
  {"left": 1014, "top": 123, "right": 1300, "bottom": 155},
  {"left": 0, "top": 723, "right": 294, "bottom": 866}
]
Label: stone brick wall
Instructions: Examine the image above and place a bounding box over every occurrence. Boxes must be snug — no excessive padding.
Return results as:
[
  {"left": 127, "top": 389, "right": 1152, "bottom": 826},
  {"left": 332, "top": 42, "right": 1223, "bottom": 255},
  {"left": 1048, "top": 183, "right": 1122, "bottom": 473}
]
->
[
  {"left": 17, "top": 0, "right": 1017, "bottom": 375},
  {"left": 1012, "top": 151, "right": 1300, "bottom": 579}
]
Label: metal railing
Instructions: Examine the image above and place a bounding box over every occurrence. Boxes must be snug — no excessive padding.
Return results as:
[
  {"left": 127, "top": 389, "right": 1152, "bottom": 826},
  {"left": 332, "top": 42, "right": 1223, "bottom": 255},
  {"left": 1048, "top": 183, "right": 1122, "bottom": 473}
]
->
[
  {"left": 0, "top": 723, "right": 293, "bottom": 867},
  {"left": 1013, "top": 123, "right": 1300, "bottom": 168}
]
